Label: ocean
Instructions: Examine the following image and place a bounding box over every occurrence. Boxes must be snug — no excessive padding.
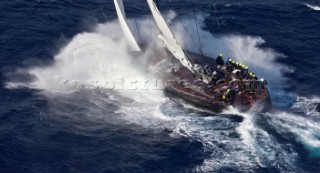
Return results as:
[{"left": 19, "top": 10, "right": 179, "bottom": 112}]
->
[{"left": 1, "top": 0, "right": 320, "bottom": 172}]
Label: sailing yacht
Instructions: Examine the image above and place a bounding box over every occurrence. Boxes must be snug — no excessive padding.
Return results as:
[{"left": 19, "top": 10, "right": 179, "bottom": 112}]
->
[{"left": 113, "top": 0, "right": 272, "bottom": 113}]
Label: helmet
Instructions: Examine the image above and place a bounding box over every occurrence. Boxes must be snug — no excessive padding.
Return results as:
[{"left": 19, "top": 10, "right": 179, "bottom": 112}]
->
[
  {"left": 228, "top": 58, "right": 233, "bottom": 62},
  {"left": 252, "top": 74, "right": 256, "bottom": 77},
  {"left": 249, "top": 72, "right": 253, "bottom": 76},
  {"left": 260, "top": 78, "right": 265, "bottom": 82},
  {"left": 245, "top": 66, "right": 249, "bottom": 69},
  {"left": 232, "top": 60, "right": 235, "bottom": 64},
  {"left": 236, "top": 62, "right": 239, "bottom": 65},
  {"left": 219, "top": 53, "right": 223, "bottom": 57}
]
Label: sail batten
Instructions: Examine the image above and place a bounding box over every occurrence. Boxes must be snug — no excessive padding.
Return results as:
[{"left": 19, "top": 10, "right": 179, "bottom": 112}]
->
[
  {"left": 147, "top": 0, "right": 193, "bottom": 72},
  {"left": 114, "top": 0, "right": 141, "bottom": 51}
]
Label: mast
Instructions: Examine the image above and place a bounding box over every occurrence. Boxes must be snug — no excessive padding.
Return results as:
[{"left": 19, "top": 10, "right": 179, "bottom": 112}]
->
[{"left": 147, "top": 0, "right": 194, "bottom": 72}]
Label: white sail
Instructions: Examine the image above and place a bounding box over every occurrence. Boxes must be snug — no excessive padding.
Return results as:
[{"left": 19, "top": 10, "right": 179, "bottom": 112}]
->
[
  {"left": 146, "top": 0, "right": 193, "bottom": 72},
  {"left": 114, "top": 0, "right": 141, "bottom": 51}
]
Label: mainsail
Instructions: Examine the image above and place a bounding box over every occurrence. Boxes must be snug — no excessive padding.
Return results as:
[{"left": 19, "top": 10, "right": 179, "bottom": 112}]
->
[
  {"left": 146, "top": 0, "right": 194, "bottom": 72},
  {"left": 114, "top": 0, "right": 141, "bottom": 51}
]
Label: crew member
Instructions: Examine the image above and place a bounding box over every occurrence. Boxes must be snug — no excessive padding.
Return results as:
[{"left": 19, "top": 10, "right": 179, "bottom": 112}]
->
[
  {"left": 249, "top": 72, "right": 257, "bottom": 80},
  {"left": 239, "top": 63, "right": 245, "bottom": 71},
  {"left": 252, "top": 74, "right": 258, "bottom": 80},
  {"left": 216, "top": 54, "right": 225, "bottom": 66},
  {"left": 222, "top": 88, "right": 231, "bottom": 103},
  {"left": 239, "top": 64, "right": 246, "bottom": 76},
  {"left": 226, "top": 64, "right": 234, "bottom": 73},
  {"left": 226, "top": 58, "right": 233, "bottom": 65},
  {"left": 259, "top": 78, "right": 267, "bottom": 85},
  {"left": 226, "top": 58, "right": 234, "bottom": 73},
  {"left": 243, "top": 66, "right": 249, "bottom": 78},
  {"left": 228, "top": 60, "right": 235, "bottom": 68}
]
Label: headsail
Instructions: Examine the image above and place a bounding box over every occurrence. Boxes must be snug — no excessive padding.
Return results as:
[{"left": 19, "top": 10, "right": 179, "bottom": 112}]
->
[
  {"left": 146, "top": 0, "right": 194, "bottom": 72},
  {"left": 114, "top": 0, "right": 141, "bottom": 51}
]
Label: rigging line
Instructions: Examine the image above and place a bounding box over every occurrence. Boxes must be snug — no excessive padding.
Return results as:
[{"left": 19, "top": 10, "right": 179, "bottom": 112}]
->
[
  {"left": 232, "top": 41, "right": 244, "bottom": 61},
  {"left": 166, "top": 0, "right": 196, "bottom": 64},
  {"left": 131, "top": 0, "right": 142, "bottom": 43},
  {"left": 166, "top": 0, "right": 202, "bottom": 54},
  {"left": 213, "top": 4, "right": 231, "bottom": 56},
  {"left": 191, "top": 0, "right": 203, "bottom": 56},
  {"left": 213, "top": 4, "right": 243, "bottom": 60},
  {"left": 214, "top": 4, "right": 226, "bottom": 27},
  {"left": 213, "top": 4, "right": 221, "bottom": 29},
  {"left": 213, "top": 4, "right": 229, "bottom": 58},
  {"left": 95, "top": 0, "right": 107, "bottom": 22},
  {"left": 213, "top": 4, "right": 229, "bottom": 57},
  {"left": 101, "top": 8, "right": 109, "bottom": 23},
  {"left": 149, "top": 15, "right": 152, "bottom": 43},
  {"left": 212, "top": 4, "right": 232, "bottom": 59},
  {"left": 134, "top": 19, "right": 142, "bottom": 43},
  {"left": 216, "top": 17, "right": 221, "bottom": 29},
  {"left": 147, "top": 0, "right": 151, "bottom": 43}
]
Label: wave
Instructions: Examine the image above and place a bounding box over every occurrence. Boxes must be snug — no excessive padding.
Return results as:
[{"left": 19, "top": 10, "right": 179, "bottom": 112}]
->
[
  {"left": 305, "top": 3, "right": 320, "bottom": 11},
  {"left": 291, "top": 97, "right": 320, "bottom": 117},
  {"left": 5, "top": 17, "right": 164, "bottom": 94},
  {"left": 267, "top": 111, "right": 320, "bottom": 158}
]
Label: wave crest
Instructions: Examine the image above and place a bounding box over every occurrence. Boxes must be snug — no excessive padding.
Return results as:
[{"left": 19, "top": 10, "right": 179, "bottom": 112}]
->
[{"left": 305, "top": 3, "right": 320, "bottom": 11}]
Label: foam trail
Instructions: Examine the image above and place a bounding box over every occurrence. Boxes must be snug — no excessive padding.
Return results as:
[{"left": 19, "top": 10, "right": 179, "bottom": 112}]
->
[
  {"left": 223, "top": 109, "right": 256, "bottom": 147},
  {"left": 305, "top": 3, "right": 320, "bottom": 11},
  {"left": 222, "top": 108, "right": 299, "bottom": 171},
  {"left": 268, "top": 111, "right": 320, "bottom": 158},
  {"left": 291, "top": 97, "right": 320, "bottom": 117}
]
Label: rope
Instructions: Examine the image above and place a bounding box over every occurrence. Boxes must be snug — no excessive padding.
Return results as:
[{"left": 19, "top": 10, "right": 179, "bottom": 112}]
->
[
  {"left": 213, "top": 4, "right": 221, "bottom": 29},
  {"left": 149, "top": 16, "right": 152, "bottom": 43},
  {"left": 101, "top": 8, "right": 109, "bottom": 23},
  {"left": 192, "top": 0, "right": 203, "bottom": 56},
  {"left": 167, "top": 0, "right": 202, "bottom": 54},
  {"left": 134, "top": 19, "right": 142, "bottom": 43},
  {"left": 212, "top": 3, "right": 244, "bottom": 60}
]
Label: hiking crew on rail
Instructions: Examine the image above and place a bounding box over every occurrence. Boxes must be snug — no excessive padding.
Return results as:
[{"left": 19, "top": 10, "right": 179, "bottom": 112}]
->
[{"left": 213, "top": 54, "right": 267, "bottom": 105}]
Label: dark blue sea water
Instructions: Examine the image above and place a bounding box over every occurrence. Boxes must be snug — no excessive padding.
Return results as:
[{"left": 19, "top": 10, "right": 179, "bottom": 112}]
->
[{"left": 1, "top": 0, "right": 320, "bottom": 172}]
